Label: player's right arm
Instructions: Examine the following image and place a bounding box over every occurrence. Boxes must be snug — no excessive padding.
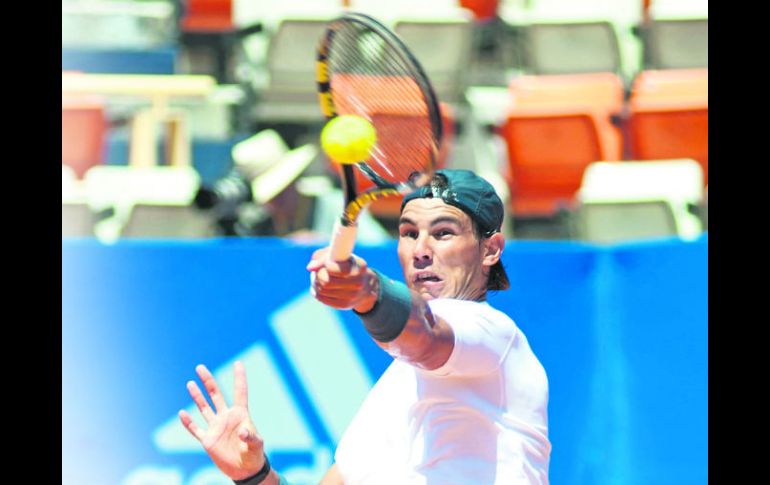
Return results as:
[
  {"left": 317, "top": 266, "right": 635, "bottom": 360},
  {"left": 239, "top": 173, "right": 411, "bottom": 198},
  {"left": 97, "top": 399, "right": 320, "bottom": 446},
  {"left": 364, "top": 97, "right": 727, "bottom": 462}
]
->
[{"left": 308, "top": 249, "right": 454, "bottom": 371}]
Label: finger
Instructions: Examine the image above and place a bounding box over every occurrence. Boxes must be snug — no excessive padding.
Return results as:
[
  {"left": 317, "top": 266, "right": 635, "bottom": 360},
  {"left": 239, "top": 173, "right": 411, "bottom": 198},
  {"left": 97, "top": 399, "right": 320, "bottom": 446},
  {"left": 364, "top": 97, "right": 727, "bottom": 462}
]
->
[
  {"left": 179, "top": 409, "right": 204, "bottom": 442},
  {"left": 312, "top": 268, "right": 364, "bottom": 288},
  {"left": 307, "top": 259, "right": 324, "bottom": 272},
  {"left": 196, "top": 365, "right": 229, "bottom": 413},
  {"left": 307, "top": 248, "right": 330, "bottom": 270},
  {"left": 313, "top": 294, "right": 360, "bottom": 310},
  {"left": 238, "top": 427, "right": 263, "bottom": 450},
  {"left": 322, "top": 258, "right": 356, "bottom": 276},
  {"left": 314, "top": 286, "right": 366, "bottom": 301},
  {"left": 233, "top": 361, "right": 248, "bottom": 409},
  {"left": 187, "top": 380, "right": 217, "bottom": 423},
  {"left": 324, "top": 274, "right": 368, "bottom": 288}
]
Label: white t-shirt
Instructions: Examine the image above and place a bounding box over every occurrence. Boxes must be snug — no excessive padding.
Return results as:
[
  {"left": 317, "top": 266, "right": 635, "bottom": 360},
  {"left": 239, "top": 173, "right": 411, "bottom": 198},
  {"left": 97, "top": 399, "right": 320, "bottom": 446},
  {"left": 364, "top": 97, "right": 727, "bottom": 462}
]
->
[{"left": 335, "top": 298, "right": 551, "bottom": 485}]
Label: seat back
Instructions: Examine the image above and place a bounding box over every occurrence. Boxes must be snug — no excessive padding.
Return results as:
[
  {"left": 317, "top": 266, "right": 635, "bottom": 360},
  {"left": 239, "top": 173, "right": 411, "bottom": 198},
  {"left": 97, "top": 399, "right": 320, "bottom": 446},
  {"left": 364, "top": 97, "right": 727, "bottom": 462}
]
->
[
  {"left": 393, "top": 17, "right": 474, "bottom": 105},
  {"left": 180, "top": 0, "right": 234, "bottom": 32},
  {"left": 121, "top": 205, "right": 214, "bottom": 238},
  {"left": 644, "top": 18, "right": 707, "bottom": 69},
  {"left": 577, "top": 201, "right": 678, "bottom": 243},
  {"left": 62, "top": 95, "right": 107, "bottom": 179},
  {"left": 266, "top": 18, "right": 331, "bottom": 92},
  {"left": 499, "top": 109, "right": 608, "bottom": 216},
  {"left": 500, "top": 72, "right": 626, "bottom": 216},
  {"left": 576, "top": 159, "right": 704, "bottom": 241},
  {"left": 84, "top": 165, "right": 204, "bottom": 241},
  {"left": 628, "top": 69, "right": 708, "bottom": 185},
  {"left": 523, "top": 21, "right": 622, "bottom": 76}
]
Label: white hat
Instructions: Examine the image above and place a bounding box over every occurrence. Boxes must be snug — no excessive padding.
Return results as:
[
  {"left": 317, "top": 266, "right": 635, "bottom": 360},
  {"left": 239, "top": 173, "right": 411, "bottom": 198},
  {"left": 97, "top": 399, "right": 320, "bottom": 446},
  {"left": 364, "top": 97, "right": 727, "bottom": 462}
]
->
[
  {"left": 251, "top": 144, "right": 318, "bottom": 204},
  {"left": 232, "top": 130, "right": 319, "bottom": 205}
]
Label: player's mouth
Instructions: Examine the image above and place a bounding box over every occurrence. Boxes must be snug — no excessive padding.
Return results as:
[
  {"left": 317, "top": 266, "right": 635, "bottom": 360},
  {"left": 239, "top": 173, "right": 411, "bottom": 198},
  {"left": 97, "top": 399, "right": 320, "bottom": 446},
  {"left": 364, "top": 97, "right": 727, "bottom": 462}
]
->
[{"left": 413, "top": 271, "right": 442, "bottom": 285}]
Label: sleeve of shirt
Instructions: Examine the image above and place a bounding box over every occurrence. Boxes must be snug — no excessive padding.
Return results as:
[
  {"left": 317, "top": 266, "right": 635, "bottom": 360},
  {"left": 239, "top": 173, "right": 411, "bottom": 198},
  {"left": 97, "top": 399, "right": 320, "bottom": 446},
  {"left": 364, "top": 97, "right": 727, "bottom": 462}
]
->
[{"left": 423, "top": 299, "right": 519, "bottom": 377}]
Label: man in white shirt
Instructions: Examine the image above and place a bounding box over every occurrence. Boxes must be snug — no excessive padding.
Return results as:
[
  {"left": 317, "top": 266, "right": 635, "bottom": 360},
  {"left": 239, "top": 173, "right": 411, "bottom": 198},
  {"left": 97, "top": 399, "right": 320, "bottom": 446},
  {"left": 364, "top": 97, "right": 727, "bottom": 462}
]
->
[{"left": 179, "top": 170, "right": 551, "bottom": 485}]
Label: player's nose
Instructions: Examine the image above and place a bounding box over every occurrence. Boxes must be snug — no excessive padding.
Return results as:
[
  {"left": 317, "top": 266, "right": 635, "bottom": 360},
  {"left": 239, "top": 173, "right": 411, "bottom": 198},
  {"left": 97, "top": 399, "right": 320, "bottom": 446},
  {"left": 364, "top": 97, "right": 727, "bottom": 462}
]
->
[{"left": 413, "top": 233, "right": 433, "bottom": 262}]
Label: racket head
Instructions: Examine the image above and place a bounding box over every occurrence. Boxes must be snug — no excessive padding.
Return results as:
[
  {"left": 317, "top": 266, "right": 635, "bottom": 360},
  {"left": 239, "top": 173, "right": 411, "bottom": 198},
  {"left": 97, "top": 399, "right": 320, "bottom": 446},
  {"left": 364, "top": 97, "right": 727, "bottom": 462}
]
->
[{"left": 317, "top": 12, "right": 443, "bottom": 200}]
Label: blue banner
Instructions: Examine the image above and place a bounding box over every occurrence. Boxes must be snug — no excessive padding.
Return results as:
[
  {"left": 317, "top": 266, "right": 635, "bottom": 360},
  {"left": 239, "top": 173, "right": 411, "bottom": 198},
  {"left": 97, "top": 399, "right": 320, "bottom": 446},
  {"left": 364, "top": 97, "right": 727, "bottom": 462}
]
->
[{"left": 62, "top": 235, "right": 707, "bottom": 485}]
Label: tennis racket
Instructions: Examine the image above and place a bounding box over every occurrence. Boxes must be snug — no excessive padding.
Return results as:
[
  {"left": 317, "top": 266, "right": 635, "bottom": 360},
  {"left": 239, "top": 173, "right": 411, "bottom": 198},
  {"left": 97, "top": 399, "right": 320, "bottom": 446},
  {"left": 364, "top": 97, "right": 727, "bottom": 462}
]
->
[{"left": 316, "top": 12, "right": 443, "bottom": 262}]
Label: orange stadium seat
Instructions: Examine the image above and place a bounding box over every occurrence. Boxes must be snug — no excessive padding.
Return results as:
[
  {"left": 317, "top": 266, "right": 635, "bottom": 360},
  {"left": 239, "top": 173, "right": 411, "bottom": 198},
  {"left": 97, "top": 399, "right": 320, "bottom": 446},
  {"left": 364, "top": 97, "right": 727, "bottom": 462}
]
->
[
  {"left": 180, "top": 0, "right": 233, "bottom": 31},
  {"left": 459, "top": 0, "right": 500, "bottom": 21},
  {"left": 178, "top": 0, "right": 262, "bottom": 84},
  {"left": 62, "top": 95, "right": 107, "bottom": 179},
  {"left": 627, "top": 69, "right": 708, "bottom": 185},
  {"left": 499, "top": 109, "right": 613, "bottom": 217},
  {"left": 499, "top": 73, "right": 624, "bottom": 217}
]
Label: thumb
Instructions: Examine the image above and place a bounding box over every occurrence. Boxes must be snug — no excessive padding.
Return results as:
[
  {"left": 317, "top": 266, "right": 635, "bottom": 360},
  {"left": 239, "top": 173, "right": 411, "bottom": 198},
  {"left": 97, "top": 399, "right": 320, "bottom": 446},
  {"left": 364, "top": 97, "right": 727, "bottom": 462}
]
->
[{"left": 238, "top": 427, "right": 262, "bottom": 449}]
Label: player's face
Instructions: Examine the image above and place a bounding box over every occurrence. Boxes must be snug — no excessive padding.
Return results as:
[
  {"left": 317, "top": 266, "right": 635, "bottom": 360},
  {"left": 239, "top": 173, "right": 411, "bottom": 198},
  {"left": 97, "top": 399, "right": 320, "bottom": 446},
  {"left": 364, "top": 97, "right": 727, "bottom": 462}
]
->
[{"left": 398, "top": 198, "right": 489, "bottom": 302}]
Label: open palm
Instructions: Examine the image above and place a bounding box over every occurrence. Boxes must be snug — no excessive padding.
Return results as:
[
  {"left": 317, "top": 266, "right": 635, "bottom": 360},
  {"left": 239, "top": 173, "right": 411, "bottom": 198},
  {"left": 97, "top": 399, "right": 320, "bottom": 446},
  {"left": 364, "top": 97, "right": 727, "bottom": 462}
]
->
[{"left": 178, "top": 361, "right": 266, "bottom": 481}]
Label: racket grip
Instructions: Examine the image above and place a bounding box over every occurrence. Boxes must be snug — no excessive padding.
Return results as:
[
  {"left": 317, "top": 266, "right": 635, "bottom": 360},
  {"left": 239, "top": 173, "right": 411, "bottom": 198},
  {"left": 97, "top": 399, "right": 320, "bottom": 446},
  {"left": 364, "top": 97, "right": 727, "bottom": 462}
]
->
[{"left": 329, "top": 219, "right": 358, "bottom": 262}]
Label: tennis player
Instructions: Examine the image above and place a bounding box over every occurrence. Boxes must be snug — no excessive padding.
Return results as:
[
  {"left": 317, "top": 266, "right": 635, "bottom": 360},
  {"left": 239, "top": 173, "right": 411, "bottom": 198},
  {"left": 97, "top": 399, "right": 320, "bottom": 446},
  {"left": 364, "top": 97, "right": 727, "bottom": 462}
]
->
[{"left": 180, "top": 169, "right": 551, "bottom": 484}]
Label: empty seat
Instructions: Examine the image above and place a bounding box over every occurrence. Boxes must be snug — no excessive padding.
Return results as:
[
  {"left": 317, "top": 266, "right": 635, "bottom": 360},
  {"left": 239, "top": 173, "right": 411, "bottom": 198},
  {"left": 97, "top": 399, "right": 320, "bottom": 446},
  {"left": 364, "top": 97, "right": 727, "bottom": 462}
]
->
[
  {"left": 62, "top": 95, "right": 107, "bottom": 179},
  {"left": 579, "top": 201, "right": 679, "bottom": 243},
  {"left": 62, "top": 165, "right": 95, "bottom": 237},
  {"left": 522, "top": 21, "right": 623, "bottom": 77},
  {"left": 62, "top": 203, "right": 96, "bottom": 238},
  {"left": 509, "top": 72, "right": 625, "bottom": 110},
  {"left": 84, "top": 165, "right": 209, "bottom": 241},
  {"left": 393, "top": 16, "right": 474, "bottom": 105},
  {"left": 121, "top": 205, "right": 215, "bottom": 238},
  {"left": 251, "top": 17, "right": 335, "bottom": 123},
  {"left": 459, "top": 0, "right": 500, "bottom": 21},
  {"left": 499, "top": 109, "right": 617, "bottom": 217},
  {"left": 643, "top": 18, "right": 707, "bottom": 70},
  {"left": 499, "top": 73, "right": 625, "bottom": 217},
  {"left": 575, "top": 159, "right": 704, "bottom": 243},
  {"left": 180, "top": 0, "right": 234, "bottom": 31},
  {"left": 627, "top": 69, "right": 708, "bottom": 185}
]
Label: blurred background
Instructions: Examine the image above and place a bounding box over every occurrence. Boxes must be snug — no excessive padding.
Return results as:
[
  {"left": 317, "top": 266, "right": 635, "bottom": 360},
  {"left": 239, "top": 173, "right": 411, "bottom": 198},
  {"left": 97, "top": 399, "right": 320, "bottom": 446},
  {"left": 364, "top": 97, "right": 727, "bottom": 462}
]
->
[
  {"left": 61, "top": 1, "right": 708, "bottom": 484},
  {"left": 62, "top": 0, "right": 708, "bottom": 243}
]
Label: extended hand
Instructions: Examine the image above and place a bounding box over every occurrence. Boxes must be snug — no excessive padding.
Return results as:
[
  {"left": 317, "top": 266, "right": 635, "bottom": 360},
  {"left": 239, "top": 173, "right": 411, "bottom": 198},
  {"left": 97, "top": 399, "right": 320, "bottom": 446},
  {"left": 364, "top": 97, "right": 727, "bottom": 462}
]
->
[
  {"left": 307, "top": 248, "right": 379, "bottom": 312},
  {"left": 178, "top": 361, "right": 266, "bottom": 481}
]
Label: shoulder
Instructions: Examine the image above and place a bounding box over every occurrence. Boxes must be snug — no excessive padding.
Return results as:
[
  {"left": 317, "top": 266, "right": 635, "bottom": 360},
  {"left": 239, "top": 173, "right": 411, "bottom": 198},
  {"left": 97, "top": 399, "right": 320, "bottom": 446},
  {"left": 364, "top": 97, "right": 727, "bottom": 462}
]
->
[
  {"left": 427, "top": 298, "right": 517, "bottom": 336},
  {"left": 424, "top": 298, "right": 519, "bottom": 377}
]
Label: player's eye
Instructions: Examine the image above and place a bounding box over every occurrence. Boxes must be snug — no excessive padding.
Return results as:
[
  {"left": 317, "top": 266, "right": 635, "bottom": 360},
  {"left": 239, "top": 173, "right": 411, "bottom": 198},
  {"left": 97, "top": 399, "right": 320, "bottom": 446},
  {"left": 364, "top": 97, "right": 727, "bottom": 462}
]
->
[
  {"left": 434, "top": 229, "right": 455, "bottom": 238},
  {"left": 399, "top": 228, "right": 418, "bottom": 239}
]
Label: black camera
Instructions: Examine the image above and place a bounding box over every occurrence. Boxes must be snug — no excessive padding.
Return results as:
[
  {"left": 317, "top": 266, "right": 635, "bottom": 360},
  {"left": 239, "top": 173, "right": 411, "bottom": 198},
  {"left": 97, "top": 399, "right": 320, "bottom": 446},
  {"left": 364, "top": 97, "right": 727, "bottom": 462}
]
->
[{"left": 194, "top": 168, "right": 273, "bottom": 236}]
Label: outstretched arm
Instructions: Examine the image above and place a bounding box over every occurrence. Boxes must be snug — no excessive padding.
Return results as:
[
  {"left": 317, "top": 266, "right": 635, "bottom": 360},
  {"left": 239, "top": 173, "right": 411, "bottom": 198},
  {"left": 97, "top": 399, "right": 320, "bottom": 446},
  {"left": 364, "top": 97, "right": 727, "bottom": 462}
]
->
[{"left": 307, "top": 249, "right": 454, "bottom": 371}]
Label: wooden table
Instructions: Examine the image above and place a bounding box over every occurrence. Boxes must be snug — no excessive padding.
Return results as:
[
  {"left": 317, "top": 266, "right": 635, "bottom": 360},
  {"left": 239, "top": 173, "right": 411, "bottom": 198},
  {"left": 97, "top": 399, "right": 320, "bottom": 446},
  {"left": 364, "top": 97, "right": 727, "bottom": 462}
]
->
[{"left": 62, "top": 72, "right": 217, "bottom": 167}]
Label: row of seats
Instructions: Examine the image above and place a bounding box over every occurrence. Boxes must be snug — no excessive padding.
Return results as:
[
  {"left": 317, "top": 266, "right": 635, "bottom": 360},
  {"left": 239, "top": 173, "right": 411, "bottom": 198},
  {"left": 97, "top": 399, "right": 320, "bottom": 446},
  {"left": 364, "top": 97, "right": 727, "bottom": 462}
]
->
[
  {"left": 497, "top": 68, "right": 708, "bottom": 219},
  {"left": 175, "top": 5, "right": 707, "bottom": 126},
  {"left": 61, "top": 68, "right": 707, "bottom": 243},
  {"left": 62, "top": 159, "right": 707, "bottom": 245}
]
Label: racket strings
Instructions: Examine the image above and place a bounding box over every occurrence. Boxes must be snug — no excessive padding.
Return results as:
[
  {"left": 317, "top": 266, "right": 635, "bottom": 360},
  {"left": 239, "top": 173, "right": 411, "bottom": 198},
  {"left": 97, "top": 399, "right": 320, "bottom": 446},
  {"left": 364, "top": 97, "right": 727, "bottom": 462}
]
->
[{"left": 327, "top": 21, "right": 437, "bottom": 188}]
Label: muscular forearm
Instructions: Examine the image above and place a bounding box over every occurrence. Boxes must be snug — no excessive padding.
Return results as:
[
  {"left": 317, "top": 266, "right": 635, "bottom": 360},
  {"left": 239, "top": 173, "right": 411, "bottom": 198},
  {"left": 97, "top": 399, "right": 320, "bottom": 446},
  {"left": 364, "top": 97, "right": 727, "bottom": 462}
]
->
[{"left": 354, "top": 270, "right": 454, "bottom": 370}]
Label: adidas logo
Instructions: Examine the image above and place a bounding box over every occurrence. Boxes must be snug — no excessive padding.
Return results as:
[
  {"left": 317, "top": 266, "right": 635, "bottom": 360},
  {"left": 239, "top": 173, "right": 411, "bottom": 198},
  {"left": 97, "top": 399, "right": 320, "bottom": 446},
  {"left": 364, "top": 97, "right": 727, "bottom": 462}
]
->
[{"left": 123, "top": 293, "right": 375, "bottom": 485}]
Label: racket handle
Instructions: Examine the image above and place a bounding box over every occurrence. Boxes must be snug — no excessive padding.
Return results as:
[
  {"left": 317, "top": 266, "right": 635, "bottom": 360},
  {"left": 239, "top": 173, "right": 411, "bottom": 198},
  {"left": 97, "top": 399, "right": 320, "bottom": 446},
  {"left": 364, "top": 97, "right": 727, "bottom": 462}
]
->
[{"left": 329, "top": 219, "right": 358, "bottom": 262}]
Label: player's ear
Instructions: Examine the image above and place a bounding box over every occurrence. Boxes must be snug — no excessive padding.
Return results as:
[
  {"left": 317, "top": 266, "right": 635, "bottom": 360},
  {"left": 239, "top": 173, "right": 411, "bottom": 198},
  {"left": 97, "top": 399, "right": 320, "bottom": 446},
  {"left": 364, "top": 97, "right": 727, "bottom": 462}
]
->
[{"left": 482, "top": 232, "right": 504, "bottom": 268}]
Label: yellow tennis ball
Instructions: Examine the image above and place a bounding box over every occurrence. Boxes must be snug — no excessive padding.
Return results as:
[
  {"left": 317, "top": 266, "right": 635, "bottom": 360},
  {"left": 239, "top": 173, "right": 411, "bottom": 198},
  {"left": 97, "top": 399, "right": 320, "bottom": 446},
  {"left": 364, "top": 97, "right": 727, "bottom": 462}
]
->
[{"left": 321, "top": 115, "right": 377, "bottom": 165}]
